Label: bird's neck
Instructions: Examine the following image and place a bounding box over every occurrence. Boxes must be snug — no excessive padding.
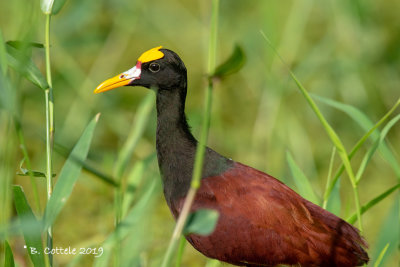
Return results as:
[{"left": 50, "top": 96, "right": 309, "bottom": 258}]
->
[
  {"left": 156, "top": 89, "right": 197, "bottom": 202},
  {"left": 155, "top": 88, "right": 233, "bottom": 205}
]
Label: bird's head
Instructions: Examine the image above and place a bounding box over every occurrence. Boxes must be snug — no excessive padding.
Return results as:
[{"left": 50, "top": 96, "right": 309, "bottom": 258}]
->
[{"left": 94, "top": 46, "right": 187, "bottom": 94}]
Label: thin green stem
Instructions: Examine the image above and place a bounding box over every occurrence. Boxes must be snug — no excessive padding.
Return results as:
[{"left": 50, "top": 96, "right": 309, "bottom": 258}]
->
[
  {"left": 161, "top": 1, "right": 219, "bottom": 266},
  {"left": 322, "top": 147, "right": 336, "bottom": 209},
  {"left": 44, "top": 13, "right": 54, "bottom": 266},
  {"left": 175, "top": 235, "right": 187, "bottom": 267},
  {"left": 347, "top": 183, "right": 400, "bottom": 224}
]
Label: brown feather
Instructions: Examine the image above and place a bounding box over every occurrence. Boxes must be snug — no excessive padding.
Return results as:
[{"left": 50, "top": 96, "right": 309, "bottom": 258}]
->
[{"left": 170, "top": 162, "right": 368, "bottom": 267}]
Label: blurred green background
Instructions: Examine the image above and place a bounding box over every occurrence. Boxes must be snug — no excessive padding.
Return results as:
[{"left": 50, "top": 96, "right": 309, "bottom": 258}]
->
[{"left": 0, "top": 0, "right": 399, "bottom": 266}]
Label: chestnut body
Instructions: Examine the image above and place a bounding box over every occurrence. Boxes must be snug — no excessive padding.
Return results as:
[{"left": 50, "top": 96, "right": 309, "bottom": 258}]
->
[{"left": 170, "top": 162, "right": 368, "bottom": 267}]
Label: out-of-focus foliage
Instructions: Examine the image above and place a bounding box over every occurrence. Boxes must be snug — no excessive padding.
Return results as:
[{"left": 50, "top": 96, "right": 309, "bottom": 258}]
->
[{"left": 0, "top": 0, "right": 399, "bottom": 266}]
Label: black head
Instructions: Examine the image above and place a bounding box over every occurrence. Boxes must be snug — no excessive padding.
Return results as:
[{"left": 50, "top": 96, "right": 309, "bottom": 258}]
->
[{"left": 94, "top": 47, "right": 187, "bottom": 94}]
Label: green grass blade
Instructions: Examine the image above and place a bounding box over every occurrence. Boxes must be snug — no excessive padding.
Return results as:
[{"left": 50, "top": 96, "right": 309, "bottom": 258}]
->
[
  {"left": 6, "top": 45, "right": 49, "bottom": 90},
  {"left": 44, "top": 113, "right": 100, "bottom": 229},
  {"left": 325, "top": 177, "right": 341, "bottom": 216},
  {"left": 324, "top": 97, "right": 400, "bottom": 201},
  {"left": 53, "top": 143, "right": 118, "bottom": 187},
  {"left": 0, "top": 115, "right": 16, "bottom": 237},
  {"left": 114, "top": 93, "right": 154, "bottom": 180},
  {"left": 323, "top": 147, "right": 336, "bottom": 209},
  {"left": 112, "top": 93, "right": 154, "bottom": 266},
  {"left": 94, "top": 180, "right": 156, "bottom": 267},
  {"left": 347, "top": 184, "right": 400, "bottom": 224},
  {"left": 373, "top": 243, "right": 389, "bottom": 267},
  {"left": 121, "top": 153, "right": 156, "bottom": 218},
  {"left": 13, "top": 186, "right": 45, "bottom": 267},
  {"left": 314, "top": 94, "right": 400, "bottom": 178},
  {"left": 264, "top": 36, "right": 355, "bottom": 183},
  {"left": 371, "top": 199, "right": 399, "bottom": 267},
  {"left": 286, "top": 151, "right": 320, "bottom": 205},
  {"left": 355, "top": 114, "right": 400, "bottom": 183},
  {"left": 4, "top": 240, "right": 15, "bottom": 267},
  {"left": 6, "top": 41, "right": 44, "bottom": 49},
  {"left": 175, "top": 236, "right": 186, "bottom": 267},
  {"left": 261, "top": 30, "right": 365, "bottom": 230},
  {"left": 312, "top": 94, "right": 373, "bottom": 130}
]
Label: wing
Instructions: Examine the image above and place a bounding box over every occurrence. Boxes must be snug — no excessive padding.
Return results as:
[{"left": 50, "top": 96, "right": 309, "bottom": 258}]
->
[{"left": 170, "top": 162, "right": 368, "bottom": 267}]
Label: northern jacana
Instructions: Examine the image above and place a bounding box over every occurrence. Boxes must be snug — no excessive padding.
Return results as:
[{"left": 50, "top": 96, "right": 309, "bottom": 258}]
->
[{"left": 95, "top": 46, "right": 369, "bottom": 267}]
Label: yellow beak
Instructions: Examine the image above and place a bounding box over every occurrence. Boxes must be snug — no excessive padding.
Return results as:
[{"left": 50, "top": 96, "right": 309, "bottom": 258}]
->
[
  {"left": 94, "top": 63, "right": 141, "bottom": 94},
  {"left": 93, "top": 74, "right": 131, "bottom": 94}
]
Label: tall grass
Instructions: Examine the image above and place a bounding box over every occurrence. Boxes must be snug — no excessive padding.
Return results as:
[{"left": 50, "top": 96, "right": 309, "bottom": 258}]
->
[
  {"left": 44, "top": 12, "right": 54, "bottom": 266},
  {"left": 0, "top": 0, "right": 399, "bottom": 266}
]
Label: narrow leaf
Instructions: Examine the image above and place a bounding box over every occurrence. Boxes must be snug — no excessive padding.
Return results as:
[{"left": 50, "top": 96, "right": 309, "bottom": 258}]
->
[
  {"left": 4, "top": 240, "right": 15, "bottom": 267},
  {"left": 261, "top": 30, "right": 365, "bottom": 229},
  {"left": 44, "top": 114, "right": 100, "bottom": 228},
  {"left": 6, "top": 41, "right": 44, "bottom": 49},
  {"left": 115, "top": 93, "right": 154, "bottom": 179},
  {"left": 371, "top": 200, "right": 399, "bottom": 266},
  {"left": 17, "top": 170, "right": 48, "bottom": 178},
  {"left": 54, "top": 143, "right": 118, "bottom": 187},
  {"left": 324, "top": 97, "right": 400, "bottom": 201},
  {"left": 347, "top": 184, "right": 400, "bottom": 224},
  {"left": 6, "top": 45, "right": 48, "bottom": 90},
  {"left": 312, "top": 94, "right": 372, "bottom": 131},
  {"left": 184, "top": 209, "right": 219, "bottom": 236},
  {"left": 122, "top": 153, "right": 156, "bottom": 217},
  {"left": 373, "top": 243, "right": 390, "bottom": 267},
  {"left": 325, "top": 177, "right": 341, "bottom": 216},
  {"left": 313, "top": 94, "right": 400, "bottom": 178},
  {"left": 94, "top": 181, "right": 156, "bottom": 267},
  {"left": 286, "top": 151, "right": 320, "bottom": 205},
  {"left": 175, "top": 236, "right": 186, "bottom": 267},
  {"left": 18, "top": 158, "right": 54, "bottom": 178},
  {"left": 355, "top": 114, "right": 400, "bottom": 183},
  {"left": 13, "top": 186, "right": 45, "bottom": 267},
  {"left": 212, "top": 44, "right": 246, "bottom": 79}
]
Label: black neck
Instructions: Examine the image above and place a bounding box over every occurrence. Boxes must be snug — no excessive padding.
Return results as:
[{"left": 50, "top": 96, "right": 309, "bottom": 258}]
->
[{"left": 155, "top": 87, "right": 233, "bottom": 205}]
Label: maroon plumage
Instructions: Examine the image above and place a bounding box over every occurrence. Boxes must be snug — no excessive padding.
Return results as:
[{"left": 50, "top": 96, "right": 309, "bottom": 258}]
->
[{"left": 170, "top": 162, "right": 368, "bottom": 267}]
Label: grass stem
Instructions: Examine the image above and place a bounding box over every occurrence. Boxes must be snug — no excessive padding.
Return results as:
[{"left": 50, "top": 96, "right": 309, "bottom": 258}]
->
[
  {"left": 322, "top": 147, "right": 336, "bottom": 209},
  {"left": 44, "top": 13, "right": 54, "bottom": 266}
]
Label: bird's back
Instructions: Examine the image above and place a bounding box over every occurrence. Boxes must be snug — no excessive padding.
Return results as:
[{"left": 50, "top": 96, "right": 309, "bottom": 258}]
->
[{"left": 169, "top": 162, "right": 368, "bottom": 267}]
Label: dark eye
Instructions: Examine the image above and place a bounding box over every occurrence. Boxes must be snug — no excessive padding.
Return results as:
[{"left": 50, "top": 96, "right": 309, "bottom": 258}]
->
[{"left": 149, "top": 63, "right": 160, "bottom": 73}]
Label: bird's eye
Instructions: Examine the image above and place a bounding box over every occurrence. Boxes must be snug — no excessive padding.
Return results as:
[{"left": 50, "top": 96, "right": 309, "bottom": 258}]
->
[{"left": 149, "top": 63, "right": 160, "bottom": 73}]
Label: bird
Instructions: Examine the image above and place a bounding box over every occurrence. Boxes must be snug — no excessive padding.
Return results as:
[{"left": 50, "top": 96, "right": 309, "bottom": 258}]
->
[{"left": 94, "top": 46, "right": 369, "bottom": 267}]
